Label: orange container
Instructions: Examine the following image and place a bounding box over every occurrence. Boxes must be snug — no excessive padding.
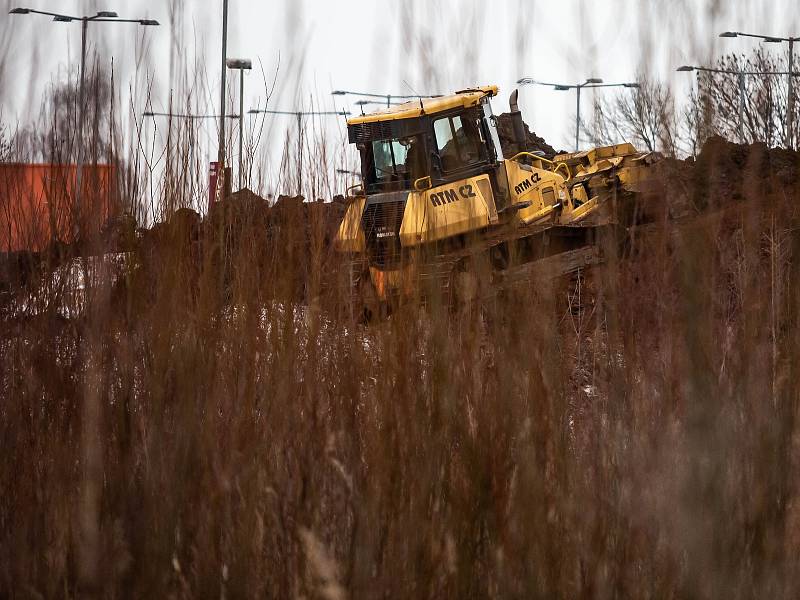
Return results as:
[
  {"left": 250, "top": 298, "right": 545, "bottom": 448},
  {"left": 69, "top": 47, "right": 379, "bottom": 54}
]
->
[{"left": 0, "top": 163, "right": 115, "bottom": 252}]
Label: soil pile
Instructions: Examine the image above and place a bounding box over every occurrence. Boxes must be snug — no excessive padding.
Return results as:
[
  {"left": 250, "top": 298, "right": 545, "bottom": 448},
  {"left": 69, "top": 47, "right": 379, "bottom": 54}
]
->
[
  {"left": 495, "top": 112, "right": 559, "bottom": 159},
  {"left": 646, "top": 137, "right": 800, "bottom": 220}
]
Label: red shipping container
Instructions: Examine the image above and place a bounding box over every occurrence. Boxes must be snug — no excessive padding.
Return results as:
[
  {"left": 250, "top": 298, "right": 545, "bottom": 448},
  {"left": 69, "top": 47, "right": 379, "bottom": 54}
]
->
[{"left": 0, "top": 163, "right": 115, "bottom": 253}]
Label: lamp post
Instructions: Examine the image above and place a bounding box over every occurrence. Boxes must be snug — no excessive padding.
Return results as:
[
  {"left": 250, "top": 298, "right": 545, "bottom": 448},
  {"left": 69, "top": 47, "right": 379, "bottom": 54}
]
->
[
  {"left": 9, "top": 7, "right": 158, "bottom": 220},
  {"left": 354, "top": 99, "right": 404, "bottom": 107},
  {"left": 217, "top": 0, "right": 229, "bottom": 201},
  {"left": 336, "top": 168, "right": 362, "bottom": 179},
  {"left": 8, "top": 12, "right": 157, "bottom": 592},
  {"left": 352, "top": 99, "right": 404, "bottom": 115},
  {"left": 720, "top": 31, "right": 800, "bottom": 148},
  {"left": 677, "top": 64, "right": 797, "bottom": 144},
  {"left": 517, "top": 77, "right": 640, "bottom": 151},
  {"left": 248, "top": 108, "right": 350, "bottom": 195},
  {"left": 332, "top": 89, "right": 440, "bottom": 108},
  {"left": 144, "top": 111, "right": 240, "bottom": 119},
  {"left": 143, "top": 111, "right": 239, "bottom": 214},
  {"left": 226, "top": 58, "right": 252, "bottom": 190}
]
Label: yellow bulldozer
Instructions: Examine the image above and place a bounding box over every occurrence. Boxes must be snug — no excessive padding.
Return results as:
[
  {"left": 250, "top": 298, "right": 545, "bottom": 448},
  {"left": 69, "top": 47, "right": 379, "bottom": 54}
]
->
[{"left": 335, "top": 85, "right": 659, "bottom": 317}]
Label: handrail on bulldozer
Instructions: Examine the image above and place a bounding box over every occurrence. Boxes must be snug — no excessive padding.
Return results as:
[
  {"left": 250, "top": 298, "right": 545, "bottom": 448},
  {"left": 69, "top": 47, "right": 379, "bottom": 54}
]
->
[
  {"left": 510, "top": 151, "right": 572, "bottom": 181},
  {"left": 413, "top": 175, "right": 432, "bottom": 191},
  {"left": 347, "top": 183, "right": 365, "bottom": 197}
]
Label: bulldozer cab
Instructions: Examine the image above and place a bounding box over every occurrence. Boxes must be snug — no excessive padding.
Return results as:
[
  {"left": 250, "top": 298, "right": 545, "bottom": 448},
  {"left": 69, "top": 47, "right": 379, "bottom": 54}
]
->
[
  {"left": 338, "top": 85, "right": 535, "bottom": 282},
  {"left": 348, "top": 86, "right": 505, "bottom": 195}
]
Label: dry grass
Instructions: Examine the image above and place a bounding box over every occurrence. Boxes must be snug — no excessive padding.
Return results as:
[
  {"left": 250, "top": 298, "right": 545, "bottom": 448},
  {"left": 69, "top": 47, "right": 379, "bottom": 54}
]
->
[
  {"left": 3, "top": 135, "right": 800, "bottom": 598},
  {"left": 3, "top": 14, "right": 800, "bottom": 597}
]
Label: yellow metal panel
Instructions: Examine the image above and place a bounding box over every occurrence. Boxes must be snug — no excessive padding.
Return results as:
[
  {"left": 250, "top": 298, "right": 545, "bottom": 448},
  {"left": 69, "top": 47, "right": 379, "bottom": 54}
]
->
[
  {"left": 334, "top": 196, "right": 366, "bottom": 252},
  {"left": 574, "top": 155, "right": 625, "bottom": 178},
  {"left": 475, "top": 178, "right": 497, "bottom": 223},
  {"left": 559, "top": 196, "right": 598, "bottom": 225},
  {"left": 555, "top": 142, "right": 639, "bottom": 164},
  {"left": 617, "top": 164, "right": 651, "bottom": 192},
  {"left": 348, "top": 86, "right": 498, "bottom": 125},
  {"left": 399, "top": 192, "right": 427, "bottom": 246},
  {"left": 503, "top": 159, "right": 566, "bottom": 225},
  {"left": 399, "top": 175, "right": 493, "bottom": 246}
]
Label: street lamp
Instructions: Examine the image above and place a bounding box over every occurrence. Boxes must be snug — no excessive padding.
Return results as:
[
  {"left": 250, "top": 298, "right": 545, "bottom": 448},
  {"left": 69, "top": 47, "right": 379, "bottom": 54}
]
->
[
  {"left": 517, "top": 77, "right": 640, "bottom": 151},
  {"left": 678, "top": 65, "right": 745, "bottom": 143},
  {"left": 143, "top": 111, "right": 240, "bottom": 119},
  {"left": 354, "top": 99, "right": 404, "bottom": 107},
  {"left": 248, "top": 108, "right": 351, "bottom": 195},
  {"left": 9, "top": 8, "right": 158, "bottom": 593},
  {"left": 9, "top": 7, "right": 159, "bottom": 220},
  {"left": 719, "top": 30, "right": 800, "bottom": 148},
  {"left": 226, "top": 58, "right": 252, "bottom": 190},
  {"left": 677, "top": 64, "right": 797, "bottom": 144},
  {"left": 353, "top": 99, "right": 404, "bottom": 114},
  {"left": 336, "top": 168, "right": 362, "bottom": 179},
  {"left": 332, "top": 89, "right": 440, "bottom": 108}
]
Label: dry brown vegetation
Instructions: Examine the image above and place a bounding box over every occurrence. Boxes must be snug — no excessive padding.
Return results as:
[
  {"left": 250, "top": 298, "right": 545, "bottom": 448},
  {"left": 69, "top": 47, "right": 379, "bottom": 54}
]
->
[
  {"left": 3, "top": 127, "right": 800, "bottom": 598},
  {"left": 4, "top": 16, "right": 800, "bottom": 599}
]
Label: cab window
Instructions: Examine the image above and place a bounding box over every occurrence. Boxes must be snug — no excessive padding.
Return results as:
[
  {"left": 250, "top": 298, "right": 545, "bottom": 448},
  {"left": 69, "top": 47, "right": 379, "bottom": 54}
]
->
[
  {"left": 433, "top": 112, "right": 487, "bottom": 172},
  {"left": 362, "top": 135, "right": 427, "bottom": 192},
  {"left": 372, "top": 139, "right": 408, "bottom": 177}
]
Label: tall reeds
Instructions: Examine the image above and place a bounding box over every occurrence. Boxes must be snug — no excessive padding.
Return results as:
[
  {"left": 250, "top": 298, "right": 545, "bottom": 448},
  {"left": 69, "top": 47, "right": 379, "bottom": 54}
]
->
[{"left": 2, "top": 7, "right": 800, "bottom": 597}]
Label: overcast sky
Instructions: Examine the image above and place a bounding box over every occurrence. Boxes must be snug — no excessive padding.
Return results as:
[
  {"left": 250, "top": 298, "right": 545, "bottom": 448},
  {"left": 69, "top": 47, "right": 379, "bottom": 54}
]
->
[{"left": 1, "top": 1, "right": 798, "bottom": 199}]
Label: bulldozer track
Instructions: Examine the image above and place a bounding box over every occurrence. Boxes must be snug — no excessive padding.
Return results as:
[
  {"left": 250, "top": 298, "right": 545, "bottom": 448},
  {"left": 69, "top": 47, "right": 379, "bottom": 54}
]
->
[{"left": 341, "top": 224, "right": 606, "bottom": 315}]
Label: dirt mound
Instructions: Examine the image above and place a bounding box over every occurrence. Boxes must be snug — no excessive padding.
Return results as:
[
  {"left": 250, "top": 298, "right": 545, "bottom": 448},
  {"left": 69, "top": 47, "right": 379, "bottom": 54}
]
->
[
  {"left": 663, "top": 137, "right": 800, "bottom": 215},
  {"left": 495, "top": 112, "right": 559, "bottom": 159},
  {"left": 632, "top": 136, "right": 800, "bottom": 223},
  {"left": 135, "top": 191, "right": 347, "bottom": 303}
]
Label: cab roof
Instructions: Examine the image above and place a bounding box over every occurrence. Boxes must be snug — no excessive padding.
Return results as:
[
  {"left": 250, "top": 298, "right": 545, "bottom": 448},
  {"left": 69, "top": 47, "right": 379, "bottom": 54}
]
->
[{"left": 346, "top": 85, "right": 498, "bottom": 125}]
